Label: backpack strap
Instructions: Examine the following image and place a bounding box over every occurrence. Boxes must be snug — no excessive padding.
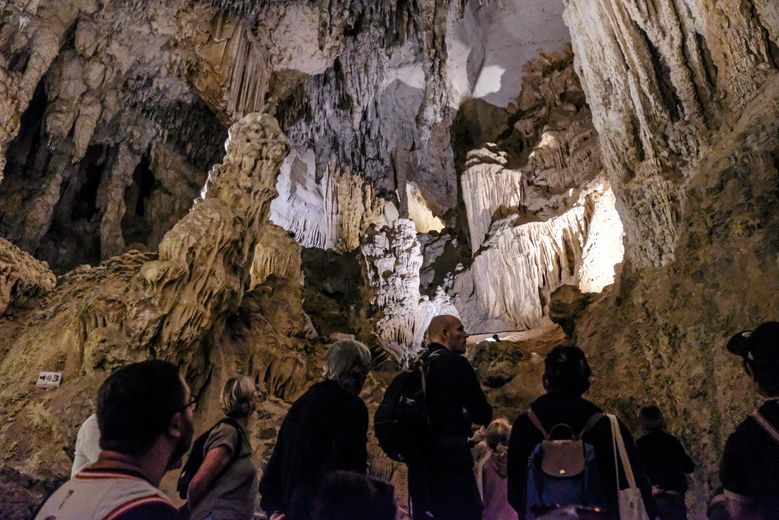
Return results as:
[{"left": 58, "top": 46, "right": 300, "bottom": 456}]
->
[
  {"left": 417, "top": 349, "right": 444, "bottom": 434},
  {"left": 578, "top": 412, "right": 604, "bottom": 439},
  {"left": 751, "top": 410, "right": 779, "bottom": 445},
  {"left": 526, "top": 409, "right": 549, "bottom": 439}
]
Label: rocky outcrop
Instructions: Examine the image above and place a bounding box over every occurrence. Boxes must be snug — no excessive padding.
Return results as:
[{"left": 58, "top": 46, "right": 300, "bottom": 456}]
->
[
  {"left": 577, "top": 74, "right": 779, "bottom": 516},
  {"left": 461, "top": 145, "right": 524, "bottom": 252},
  {"left": 563, "top": 0, "right": 777, "bottom": 268},
  {"left": 454, "top": 180, "right": 622, "bottom": 333},
  {"left": 0, "top": 238, "right": 56, "bottom": 314},
  {"left": 250, "top": 224, "right": 302, "bottom": 288},
  {"left": 0, "top": 113, "right": 288, "bottom": 477},
  {"left": 362, "top": 219, "right": 457, "bottom": 362},
  {"left": 270, "top": 151, "right": 390, "bottom": 252},
  {"left": 453, "top": 49, "right": 623, "bottom": 334}
]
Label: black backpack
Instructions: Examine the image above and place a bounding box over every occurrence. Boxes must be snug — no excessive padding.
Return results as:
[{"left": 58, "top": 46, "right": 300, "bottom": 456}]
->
[
  {"left": 374, "top": 349, "right": 442, "bottom": 463},
  {"left": 177, "top": 417, "right": 245, "bottom": 499}
]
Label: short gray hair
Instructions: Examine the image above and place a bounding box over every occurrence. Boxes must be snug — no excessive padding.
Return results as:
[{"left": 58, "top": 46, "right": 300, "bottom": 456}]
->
[
  {"left": 220, "top": 375, "right": 255, "bottom": 418},
  {"left": 323, "top": 340, "right": 371, "bottom": 384}
]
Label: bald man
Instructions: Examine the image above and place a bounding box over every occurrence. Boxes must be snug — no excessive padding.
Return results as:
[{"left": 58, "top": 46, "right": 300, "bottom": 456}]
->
[{"left": 407, "top": 314, "right": 492, "bottom": 520}]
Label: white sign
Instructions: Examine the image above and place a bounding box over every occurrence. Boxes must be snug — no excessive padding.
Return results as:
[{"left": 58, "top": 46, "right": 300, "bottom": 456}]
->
[{"left": 36, "top": 371, "right": 63, "bottom": 388}]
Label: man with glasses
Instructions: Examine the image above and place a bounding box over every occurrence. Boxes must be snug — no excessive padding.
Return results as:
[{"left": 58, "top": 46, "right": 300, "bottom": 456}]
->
[{"left": 36, "top": 360, "right": 196, "bottom": 519}]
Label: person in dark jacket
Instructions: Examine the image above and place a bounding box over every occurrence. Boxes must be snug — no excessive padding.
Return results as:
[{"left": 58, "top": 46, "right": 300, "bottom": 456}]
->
[
  {"left": 507, "top": 345, "right": 656, "bottom": 519},
  {"left": 636, "top": 405, "right": 695, "bottom": 520},
  {"left": 407, "top": 314, "right": 493, "bottom": 520},
  {"left": 721, "top": 321, "right": 779, "bottom": 520},
  {"left": 258, "top": 340, "right": 371, "bottom": 520}
]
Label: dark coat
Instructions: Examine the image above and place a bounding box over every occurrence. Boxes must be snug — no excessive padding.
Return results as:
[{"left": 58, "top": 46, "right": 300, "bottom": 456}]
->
[
  {"left": 258, "top": 380, "right": 368, "bottom": 520},
  {"left": 636, "top": 430, "right": 695, "bottom": 492},
  {"left": 407, "top": 343, "right": 493, "bottom": 520},
  {"left": 507, "top": 392, "right": 657, "bottom": 519}
]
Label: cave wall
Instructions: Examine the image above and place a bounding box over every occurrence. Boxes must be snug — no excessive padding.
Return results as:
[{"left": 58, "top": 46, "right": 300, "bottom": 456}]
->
[{"left": 559, "top": 0, "right": 779, "bottom": 514}]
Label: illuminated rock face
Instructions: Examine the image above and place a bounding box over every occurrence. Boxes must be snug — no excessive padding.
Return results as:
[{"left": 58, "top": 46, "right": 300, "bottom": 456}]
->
[
  {"left": 0, "top": 237, "right": 56, "bottom": 314},
  {"left": 270, "top": 150, "right": 390, "bottom": 252},
  {"left": 563, "top": 0, "right": 777, "bottom": 268},
  {"left": 455, "top": 180, "right": 622, "bottom": 333},
  {"left": 362, "top": 219, "right": 458, "bottom": 362},
  {"left": 461, "top": 145, "right": 524, "bottom": 252},
  {"left": 453, "top": 49, "right": 623, "bottom": 334}
]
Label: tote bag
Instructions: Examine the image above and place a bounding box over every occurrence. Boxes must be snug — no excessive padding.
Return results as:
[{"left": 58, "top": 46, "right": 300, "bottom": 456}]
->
[{"left": 607, "top": 415, "right": 650, "bottom": 520}]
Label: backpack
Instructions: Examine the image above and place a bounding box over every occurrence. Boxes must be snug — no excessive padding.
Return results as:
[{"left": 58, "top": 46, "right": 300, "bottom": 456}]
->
[
  {"left": 176, "top": 417, "right": 245, "bottom": 499},
  {"left": 374, "top": 349, "right": 443, "bottom": 463},
  {"left": 525, "top": 409, "right": 605, "bottom": 518}
]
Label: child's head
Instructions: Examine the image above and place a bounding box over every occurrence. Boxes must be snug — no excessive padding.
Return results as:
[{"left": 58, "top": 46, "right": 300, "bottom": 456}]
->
[
  {"left": 486, "top": 418, "right": 511, "bottom": 450},
  {"left": 639, "top": 405, "right": 666, "bottom": 433}
]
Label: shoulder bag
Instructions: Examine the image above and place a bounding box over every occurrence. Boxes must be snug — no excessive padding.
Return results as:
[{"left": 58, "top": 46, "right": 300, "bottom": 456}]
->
[{"left": 607, "top": 414, "right": 650, "bottom": 520}]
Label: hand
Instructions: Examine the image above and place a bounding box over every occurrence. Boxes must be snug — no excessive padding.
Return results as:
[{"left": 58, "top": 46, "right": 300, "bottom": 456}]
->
[
  {"left": 270, "top": 513, "right": 286, "bottom": 520},
  {"left": 470, "top": 426, "right": 487, "bottom": 444}
]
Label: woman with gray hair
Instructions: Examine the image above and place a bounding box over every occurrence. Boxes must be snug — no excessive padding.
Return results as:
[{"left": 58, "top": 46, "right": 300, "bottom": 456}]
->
[
  {"left": 185, "top": 375, "right": 259, "bottom": 520},
  {"left": 259, "top": 339, "right": 372, "bottom": 520}
]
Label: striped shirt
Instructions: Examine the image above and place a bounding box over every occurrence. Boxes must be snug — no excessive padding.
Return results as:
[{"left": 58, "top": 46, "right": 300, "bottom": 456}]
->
[{"left": 35, "top": 467, "right": 178, "bottom": 520}]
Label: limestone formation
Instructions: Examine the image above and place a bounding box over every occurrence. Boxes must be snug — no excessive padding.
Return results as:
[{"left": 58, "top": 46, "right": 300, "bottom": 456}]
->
[
  {"left": 271, "top": 153, "right": 389, "bottom": 252},
  {"left": 0, "top": 237, "right": 56, "bottom": 314},
  {"left": 250, "top": 224, "right": 302, "bottom": 288},
  {"left": 461, "top": 145, "right": 523, "bottom": 252},
  {"left": 455, "top": 180, "right": 622, "bottom": 333},
  {"left": 453, "top": 49, "right": 623, "bottom": 333},
  {"left": 577, "top": 74, "right": 779, "bottom": 515},
  {"left": 0, "top": 113, "right": 288, "bottom": 477},
  {"left": 0, "top": 1, "right": 776, "bottom": 517},
  {"left": 362, "top": 219, "right": 457, "bottom": 362},
  {"left": 563, "top": 0, "right": 777, "bottom": 268}
]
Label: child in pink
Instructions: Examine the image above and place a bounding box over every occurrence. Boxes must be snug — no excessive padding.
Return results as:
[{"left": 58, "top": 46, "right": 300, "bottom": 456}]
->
[{"left": 474, "top": 418, "right": 518, "bottom": 520}]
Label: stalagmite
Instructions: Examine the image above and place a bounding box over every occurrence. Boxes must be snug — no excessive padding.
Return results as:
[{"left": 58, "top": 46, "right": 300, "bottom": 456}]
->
[
  {"left": 0, "top": 113, "right": 288, "bottom": 476},
  {"left": 362, "top": 219, "right": 457, "bottom": 362}
]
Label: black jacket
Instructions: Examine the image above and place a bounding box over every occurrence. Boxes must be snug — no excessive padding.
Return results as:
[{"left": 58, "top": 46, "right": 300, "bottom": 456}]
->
[
  {"left": 258, "top": 380, "right": 368, "bottom": 520},
  {"left": 507, "top": 392, "right": 656, "bottom": 519},
  {"left": 637, "top": 430, "right": 694, "bottom": 492},
  {"left": 423, "top": 343, "right": 492, "bottom": 466},
  {"left": 720, "top": 400, "right": 779, "bottom": 518}
]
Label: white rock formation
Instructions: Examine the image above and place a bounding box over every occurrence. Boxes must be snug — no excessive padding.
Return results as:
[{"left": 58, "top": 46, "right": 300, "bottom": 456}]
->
[
  {"left": 270, "top": 150, "right": 388, "bottom": 251},
  {"left": 362, "top": 219, "right": 457, "bottom": 362},
  {"left": 461, "top": 144, "right": 523, "bottom": 251},
  {"left": 454, "top": 180, "right": 623, "bottom": 333},
  {"left": 406, "top": 182, "right": 445, "bottom": 233},
  {"left": 577, "top": 183, "right": 624, "bottom": 293}
]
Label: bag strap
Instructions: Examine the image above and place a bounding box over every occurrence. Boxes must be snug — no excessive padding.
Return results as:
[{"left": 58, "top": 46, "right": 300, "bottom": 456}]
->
[
  {"left": 526, "top": 409, "right": 549, "bottom": 439},
  {"left": 608, "top": 414, "right": 637, "bottom": 489},
  {"left": 578, "top": 412, "right": 604, "bottom": 439},
  {"left": 418, "top": 349, "right": 443, "bottom": 432},
  {"left": 527, "top": 409, "right": 603, "bottom": 440},
  {"left": 752, "top": 410, "right": 779, "bottom": 445}
]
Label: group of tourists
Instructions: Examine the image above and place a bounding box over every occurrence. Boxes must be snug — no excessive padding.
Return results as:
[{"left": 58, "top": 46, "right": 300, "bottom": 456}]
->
[{"left": 34, "top": 317, "right": 779, "bottom": 520}]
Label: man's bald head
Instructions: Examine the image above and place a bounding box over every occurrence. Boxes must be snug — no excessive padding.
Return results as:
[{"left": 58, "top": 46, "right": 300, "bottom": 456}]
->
[{"left": 427, "top": 315, "right": 468, "bottom": 353}]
